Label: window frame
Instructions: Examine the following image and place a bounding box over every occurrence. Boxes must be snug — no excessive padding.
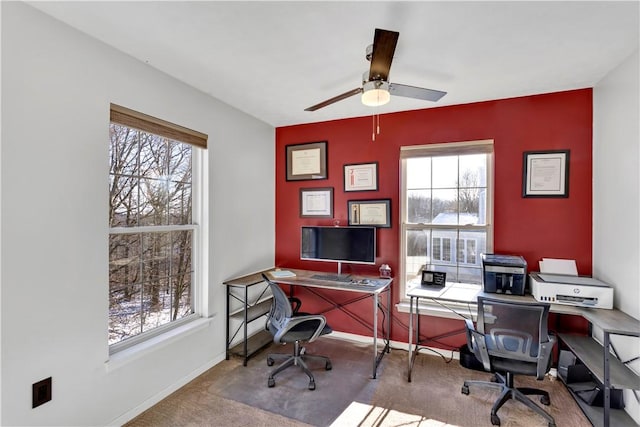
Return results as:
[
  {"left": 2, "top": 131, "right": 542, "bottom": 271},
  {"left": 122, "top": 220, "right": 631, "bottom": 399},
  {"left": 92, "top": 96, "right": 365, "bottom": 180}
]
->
[
  {"left": 108, "top": 105, "right": 207, "bottom": 354},
  {"left": 398, "top": 140, "right": 494, "bottom": 309}
]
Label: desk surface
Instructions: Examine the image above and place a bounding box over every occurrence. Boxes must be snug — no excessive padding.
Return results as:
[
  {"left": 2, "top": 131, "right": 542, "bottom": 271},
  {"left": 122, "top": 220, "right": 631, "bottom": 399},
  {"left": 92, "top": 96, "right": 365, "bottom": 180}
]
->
[
  {"left": 267, "top": 268, "right": 392, "bottom": 293},
  {"left": 224, "top": 268, "right": 392, "bottom": 293},
  {"left": 407, "top": 283, "right": 640, "bottom": 335}
]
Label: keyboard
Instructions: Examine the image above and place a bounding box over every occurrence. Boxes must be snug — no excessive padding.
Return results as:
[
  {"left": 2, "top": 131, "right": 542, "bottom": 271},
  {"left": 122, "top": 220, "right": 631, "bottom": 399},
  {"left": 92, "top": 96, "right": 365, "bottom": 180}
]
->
[{"left": 311, "top": 274, "right": 352, "bottom": 282}]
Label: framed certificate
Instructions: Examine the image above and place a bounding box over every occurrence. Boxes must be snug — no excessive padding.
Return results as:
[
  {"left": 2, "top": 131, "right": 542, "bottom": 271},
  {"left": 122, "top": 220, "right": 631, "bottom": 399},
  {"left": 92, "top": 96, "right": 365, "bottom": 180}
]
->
[
  {"left": 300, "top": 187, "right": 333, "bottom": 218},
  {"left": 286, "top": 141, "right": 328, "bottom": 181},
  {"left": 347, "top": 199, "right": 391, "bottom": 228},
  {"left": 344, "top": 162, "right": 378, "bottom": 191},
  {"left": 522, "top": 150, "right": 570, "bottom": 198}
]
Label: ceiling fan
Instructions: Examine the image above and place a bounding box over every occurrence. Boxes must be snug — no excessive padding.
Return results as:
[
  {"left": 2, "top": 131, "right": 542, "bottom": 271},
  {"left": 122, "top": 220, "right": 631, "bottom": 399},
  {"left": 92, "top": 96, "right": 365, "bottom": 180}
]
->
[{"left": 304, "top": 28, "right": 447, "bottom": 112}]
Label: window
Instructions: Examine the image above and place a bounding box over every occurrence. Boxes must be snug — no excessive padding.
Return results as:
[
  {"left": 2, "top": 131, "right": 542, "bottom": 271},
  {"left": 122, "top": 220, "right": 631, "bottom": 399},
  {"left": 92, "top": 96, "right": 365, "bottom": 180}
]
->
[
  {"left": 400, "top": 140, "right": 493, "bottom": 298},
  {"left": 108, "top": 104, "right": 207, "bottom": 351}
]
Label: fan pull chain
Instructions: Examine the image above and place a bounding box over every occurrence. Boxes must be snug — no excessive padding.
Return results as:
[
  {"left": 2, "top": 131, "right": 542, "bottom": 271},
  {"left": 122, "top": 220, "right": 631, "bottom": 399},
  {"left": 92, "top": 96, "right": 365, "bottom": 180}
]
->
[
  {"left": 372, "top": 113, "right": 375, "bottom": 141},
  {"left": 372, "top": 112, "right": 382, "bottom": 142}
]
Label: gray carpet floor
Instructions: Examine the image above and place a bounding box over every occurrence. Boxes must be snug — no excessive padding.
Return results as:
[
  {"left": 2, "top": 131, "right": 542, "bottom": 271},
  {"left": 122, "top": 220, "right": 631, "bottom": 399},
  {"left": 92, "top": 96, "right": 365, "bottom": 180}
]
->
[{"left": 125, "top": 336, "right": 591, "bottom": 426}]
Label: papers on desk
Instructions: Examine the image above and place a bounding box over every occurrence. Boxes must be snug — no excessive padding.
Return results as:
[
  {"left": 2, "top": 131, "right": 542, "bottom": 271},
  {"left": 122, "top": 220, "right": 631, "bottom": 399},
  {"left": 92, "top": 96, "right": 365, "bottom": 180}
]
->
[
  {"left": 442, "top": 283, "right": 481, "bottom": 302},
  {"left": 407, "top": 282, "right": 480, "bottom": 302},
  {"left": 409, "top": 285, "right": 447, "bottom": 298},
  {"left": 269, "top": 269, "right": 296, "bottom": 278},
  {"left": 539, "top": 258, "right": 577, "bottom": 275}
]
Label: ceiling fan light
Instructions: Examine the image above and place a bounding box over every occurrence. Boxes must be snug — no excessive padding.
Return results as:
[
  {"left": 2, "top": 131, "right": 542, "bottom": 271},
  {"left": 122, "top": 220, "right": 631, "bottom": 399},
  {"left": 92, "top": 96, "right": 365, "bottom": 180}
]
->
[{"left": 361, "top": 81, "right": 390, "bottom": 107}]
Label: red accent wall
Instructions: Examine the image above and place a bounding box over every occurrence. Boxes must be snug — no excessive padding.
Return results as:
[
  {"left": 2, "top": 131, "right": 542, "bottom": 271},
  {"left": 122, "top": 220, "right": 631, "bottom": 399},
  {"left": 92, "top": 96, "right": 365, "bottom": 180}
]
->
[{"left": 275, "top": 89, "right": 592, "bottom": 347}]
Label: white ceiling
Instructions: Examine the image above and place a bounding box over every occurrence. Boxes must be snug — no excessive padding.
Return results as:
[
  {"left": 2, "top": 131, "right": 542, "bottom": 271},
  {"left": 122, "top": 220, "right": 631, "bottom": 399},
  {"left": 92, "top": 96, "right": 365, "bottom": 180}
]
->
[{"left": 28, "top": 1, "right": 639, "bottom": 128}]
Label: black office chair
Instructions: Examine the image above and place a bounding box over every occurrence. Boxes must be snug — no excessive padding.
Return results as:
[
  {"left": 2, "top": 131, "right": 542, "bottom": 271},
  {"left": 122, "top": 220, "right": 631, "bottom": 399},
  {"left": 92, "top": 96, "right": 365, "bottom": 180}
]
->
[
  {"left": 261, "top": 274, "right": 332, "bottom": 390},
  {"left": 461, "top": 296, "right": 557, "bottom": 427}
]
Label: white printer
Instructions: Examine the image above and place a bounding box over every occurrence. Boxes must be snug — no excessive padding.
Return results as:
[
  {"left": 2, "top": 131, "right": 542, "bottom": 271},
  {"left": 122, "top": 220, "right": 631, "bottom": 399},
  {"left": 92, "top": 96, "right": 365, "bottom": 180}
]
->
[{"left": 529, "top": 272, "right": 614, "bottom": 309}]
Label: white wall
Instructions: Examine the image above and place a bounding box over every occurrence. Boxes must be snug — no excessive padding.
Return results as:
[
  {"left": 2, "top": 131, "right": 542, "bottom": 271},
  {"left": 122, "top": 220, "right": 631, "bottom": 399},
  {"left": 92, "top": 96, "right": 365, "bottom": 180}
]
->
[
  {"left": 593, "top": 49, "right": 639, "bottom": 320},
  {"left": 1, "top": 2, "right": 274, "bottom": 426},
  {"left": 593, "top": 49, "right": 640, "bottom": 424}
]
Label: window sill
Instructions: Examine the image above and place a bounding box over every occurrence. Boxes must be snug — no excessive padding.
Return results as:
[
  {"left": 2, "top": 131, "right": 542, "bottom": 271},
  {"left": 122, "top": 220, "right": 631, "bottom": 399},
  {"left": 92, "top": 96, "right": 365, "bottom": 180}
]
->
[{"left": 105, "top": 316, "right": 213, "bottom": 372}]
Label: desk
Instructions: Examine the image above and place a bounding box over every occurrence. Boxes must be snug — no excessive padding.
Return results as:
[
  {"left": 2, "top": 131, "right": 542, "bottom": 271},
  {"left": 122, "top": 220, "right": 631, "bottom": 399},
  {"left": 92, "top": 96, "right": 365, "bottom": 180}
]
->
[
  {"left": 406, "top": 283, "right": 640, "bottom": 427},
  {"left": 407, "top": 282, "right": 481, "bottom": 382},
  {"left": 270, "top": 268, "right": 393, "bottom": 379},
  {"left": 224, "top": 268, "right": 392, "bottom": 379}
]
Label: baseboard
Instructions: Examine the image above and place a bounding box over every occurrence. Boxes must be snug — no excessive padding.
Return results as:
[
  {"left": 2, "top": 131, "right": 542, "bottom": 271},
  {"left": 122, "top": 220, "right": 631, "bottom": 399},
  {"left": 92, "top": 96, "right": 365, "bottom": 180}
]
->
[
  {"left": 107, "top": 353, "right": 225, "bottom": 426},
  {"left": 327, "top": 330, "right": 460, "bottom": 360}
]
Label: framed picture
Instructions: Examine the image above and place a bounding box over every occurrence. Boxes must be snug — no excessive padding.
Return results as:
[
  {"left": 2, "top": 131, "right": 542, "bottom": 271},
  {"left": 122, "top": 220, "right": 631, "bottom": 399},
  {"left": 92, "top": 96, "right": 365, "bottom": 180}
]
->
[
  {"left": 286, "top": 141, "right": 327, "bottom": 181},
  {"left": 344, "top": 162, "right": 378, "bottom": 192},
  {"left": 348, "top": 199, "right": 391, "bottom": 227},
  {"left": 522, "top": 150, "right": 570, "bottom": 198},
  {"left": 300, "top": 187, "right": 333, "bottom": 218}
]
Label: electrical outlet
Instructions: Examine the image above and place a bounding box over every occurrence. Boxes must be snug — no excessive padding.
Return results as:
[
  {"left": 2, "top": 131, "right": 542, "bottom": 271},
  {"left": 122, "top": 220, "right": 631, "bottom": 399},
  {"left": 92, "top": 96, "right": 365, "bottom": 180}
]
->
[{"left": 32, "top": 377, "right": 52, "bottom": 408}]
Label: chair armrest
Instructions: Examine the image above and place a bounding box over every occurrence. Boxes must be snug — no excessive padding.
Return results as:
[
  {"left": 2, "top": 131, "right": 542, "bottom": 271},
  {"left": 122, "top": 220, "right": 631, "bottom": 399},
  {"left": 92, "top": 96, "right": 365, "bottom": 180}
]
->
[
  {"left": 464, "top": 319, "right": 491, "bottom": 372},
  {"left": 265, "top": 297, "right": 303, "bottom": 331},
  {"left": 273, "top": 314, "right": 327, "bottom": 344},
  {"left": 288, "top": 297, "right": 302, "bottom": 314},
  {"left": 536, "top": 333, "right": 557, "bottom": 379}
]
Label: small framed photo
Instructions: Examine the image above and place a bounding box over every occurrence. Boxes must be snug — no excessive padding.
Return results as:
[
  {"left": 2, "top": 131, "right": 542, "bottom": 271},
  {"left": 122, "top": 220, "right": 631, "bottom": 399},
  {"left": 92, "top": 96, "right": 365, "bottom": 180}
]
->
[
  {"left": 286, "top": 141, "right": 328, "bottom": 181},
  {"left": 348, "top": 199, "right": 391, "bottom": 228},
  {"left": 421, "top": 270, "right": 446, "bottom": 287},
  {"left": 300, "top": 187, "right": 333, "bottom": 218},
  {"left": 344, "top": 162, "right": 378, "bottom": 192},
  {"left": 522, "top": 150, "right": 570, "bottom": 198}
]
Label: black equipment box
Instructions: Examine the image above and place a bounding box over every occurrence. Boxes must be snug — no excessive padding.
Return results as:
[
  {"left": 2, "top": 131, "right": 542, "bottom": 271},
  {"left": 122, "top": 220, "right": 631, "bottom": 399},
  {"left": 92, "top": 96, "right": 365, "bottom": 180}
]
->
[
  {"left": 482, "top": 253, "right": 527, "bottom": 295},
  {"left": 558, "top": 350, "right": 625, "bottom": 409}
]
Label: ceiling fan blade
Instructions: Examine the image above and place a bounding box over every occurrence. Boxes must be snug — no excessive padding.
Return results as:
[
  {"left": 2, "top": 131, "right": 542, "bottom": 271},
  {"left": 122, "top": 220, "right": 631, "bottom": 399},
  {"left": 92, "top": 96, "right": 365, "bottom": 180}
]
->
[
  {"left": 368, "top": 29, "right": 399, "bottom": 82},
  {"left": 389, "top": 83, "right": 447, "bottom": 102},
  {"left": 304, "top": 88, "right": 363, "bottom": 111}
]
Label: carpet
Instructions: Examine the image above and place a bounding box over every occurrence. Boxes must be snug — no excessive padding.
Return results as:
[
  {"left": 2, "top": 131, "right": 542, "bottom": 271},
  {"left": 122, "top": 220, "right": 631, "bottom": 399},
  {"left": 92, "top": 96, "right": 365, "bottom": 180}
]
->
[
  {"left": 218, "top": 338, "right": 380, "bottom": 426},
  {"left": 126, "top": 336, "right": 591, "bottom": 427}
]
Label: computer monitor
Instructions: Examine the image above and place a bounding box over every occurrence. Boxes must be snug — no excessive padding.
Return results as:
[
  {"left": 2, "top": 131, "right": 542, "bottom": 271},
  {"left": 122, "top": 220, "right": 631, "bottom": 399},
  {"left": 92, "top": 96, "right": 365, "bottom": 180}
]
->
[{"left": 300, "top": 226, "right": 376, "bottom": 274}]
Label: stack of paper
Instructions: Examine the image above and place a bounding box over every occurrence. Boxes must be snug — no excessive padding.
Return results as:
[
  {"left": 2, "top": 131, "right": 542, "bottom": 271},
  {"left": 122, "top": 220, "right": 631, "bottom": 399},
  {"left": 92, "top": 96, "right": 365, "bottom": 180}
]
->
[
  {"left": 539, "top": 258, "right": 577, "bottom": 275},
  {"left": 269, "top": 269, "right": 296, "bottom": 278}
]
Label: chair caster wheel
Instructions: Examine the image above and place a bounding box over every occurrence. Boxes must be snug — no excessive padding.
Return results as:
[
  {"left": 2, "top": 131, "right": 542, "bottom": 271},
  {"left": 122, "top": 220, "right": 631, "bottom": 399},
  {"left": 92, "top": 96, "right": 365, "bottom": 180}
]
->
[
  {"left": 540, "top": 395, "right": 550, "bottom": 405},
  {"left": 325, "top": 361, "right": 332, "bottom": 370},
  {"left": 268, "top": 377, "right": 275, "bottom": 388},
  {"left": 461, "top": 385, "right": 469, "bottom": 395},
  {"left": 490, "top": 414, "right": 500, "bottom": 426},
  {"left": 308, "top": 380, "right": 316, "bottom": 390},
  {"left": 267, "top": 357, "right": 274, "bottom": 366}
]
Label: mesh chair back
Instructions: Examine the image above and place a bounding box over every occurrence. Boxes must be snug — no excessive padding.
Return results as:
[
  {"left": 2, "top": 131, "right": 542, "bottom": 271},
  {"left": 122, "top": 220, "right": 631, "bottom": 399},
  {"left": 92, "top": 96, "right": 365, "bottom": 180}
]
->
[
  {"left": 477, "top": 297, "right": 550, "bottom": 362},
  {"left": 267, "top": 281, "right": 294, "bottom": 332}
]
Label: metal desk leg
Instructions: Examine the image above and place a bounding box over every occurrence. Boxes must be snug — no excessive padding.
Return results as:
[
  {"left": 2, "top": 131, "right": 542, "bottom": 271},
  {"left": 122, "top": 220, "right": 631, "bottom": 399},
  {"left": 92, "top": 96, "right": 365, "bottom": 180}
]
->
[
  {"left": 408, "top": 295, "right": 422, "bottom": 382},
  {"left": 242, "top": 286, "right": 249, "bottom": 366},
  {"left": 372, "top": 292, "right": 378, "bottom": 379},
  {"left": 604, "top": 331, "right": 611, "bottom": 427},
  {"left": 408, "top": 296, "right": 414, "bottom": 382},
  {"left": 386, "top": 286, "right": 391, "bottom": 353},
  {"left": 225, "top": 286, "right": 231, "bottom": 360}
]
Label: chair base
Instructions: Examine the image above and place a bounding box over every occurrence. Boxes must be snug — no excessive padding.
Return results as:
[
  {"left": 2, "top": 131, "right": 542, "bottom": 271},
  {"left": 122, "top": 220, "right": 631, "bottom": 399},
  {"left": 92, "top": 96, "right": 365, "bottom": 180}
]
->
[
  {"left": 267, "top": 341, "right": 332, "bottom": 390},
  {"left": 462, "top": 372, "right": 556, "bottom": 427}
]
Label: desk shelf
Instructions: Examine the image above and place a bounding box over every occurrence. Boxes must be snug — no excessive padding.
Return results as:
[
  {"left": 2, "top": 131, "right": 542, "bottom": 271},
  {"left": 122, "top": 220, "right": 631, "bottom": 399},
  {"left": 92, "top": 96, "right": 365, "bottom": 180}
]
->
[
  {"left": 229, "top": 298, "right": 273, "bottom": 323},
  {"left": 224, "top": 269, "right": 273, "bottom": 366},
  {"left": 559, "top": 334, "right": 639, "bottom": 390},
  {"left": 562, "top": 382, "right": 637, "bottom": 427},
  {"left": 228, "top": 329, "right": 273, "bottom": 360},
  {"left": 559, "top": 332, "right": 640, "bottom": 427}
]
